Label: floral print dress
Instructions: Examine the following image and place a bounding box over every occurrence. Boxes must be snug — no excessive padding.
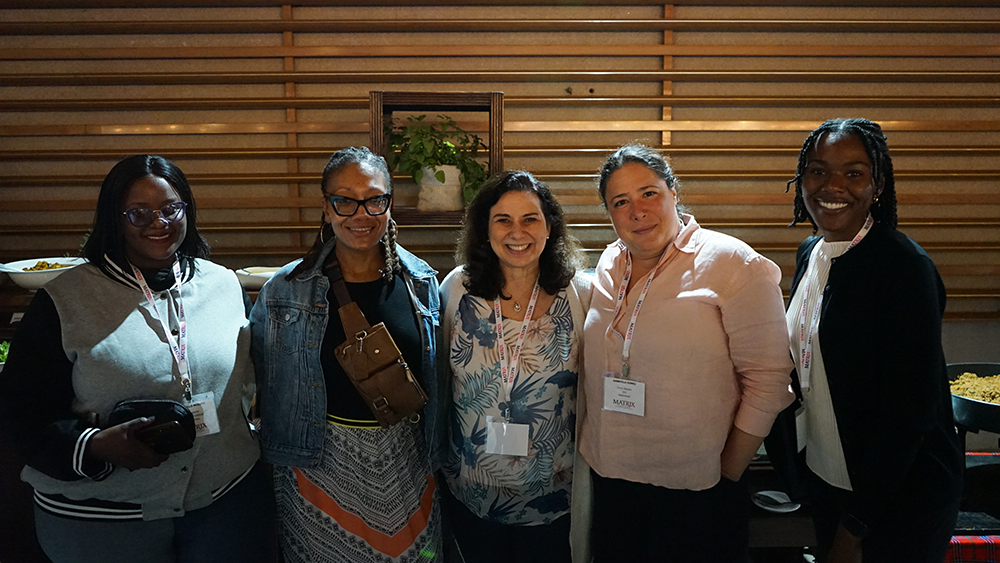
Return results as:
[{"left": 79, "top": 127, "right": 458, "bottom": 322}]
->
[{"left": 444, "top": 288, "right": 580, "bottom": 526}]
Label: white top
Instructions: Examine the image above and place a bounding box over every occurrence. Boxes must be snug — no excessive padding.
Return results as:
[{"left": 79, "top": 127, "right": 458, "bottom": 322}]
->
[{"left": 786, "top": 238, "right": 854, "bottom": 491}]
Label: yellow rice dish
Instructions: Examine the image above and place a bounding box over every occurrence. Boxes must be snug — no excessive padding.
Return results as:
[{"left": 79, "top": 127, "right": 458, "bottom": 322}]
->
[
  {"left": 951, "top": 372, "right": 1000, "bottom": 405},
  {"left": 22, "top": 261, "right": 72, "bottom": 271}
]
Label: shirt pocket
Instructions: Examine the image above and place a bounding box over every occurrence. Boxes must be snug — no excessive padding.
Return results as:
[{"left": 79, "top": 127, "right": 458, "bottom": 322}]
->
[{"left": 267, "top": 304, "right": 306, "bottom": 355}]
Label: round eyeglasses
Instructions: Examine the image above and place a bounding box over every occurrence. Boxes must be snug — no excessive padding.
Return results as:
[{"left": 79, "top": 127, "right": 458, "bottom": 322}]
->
[
  {"left": 326, "top": 193, "right": 391, "bottom": 217},
  {"left": 122, "top": 201, "right": 187, "bottom": 228}
]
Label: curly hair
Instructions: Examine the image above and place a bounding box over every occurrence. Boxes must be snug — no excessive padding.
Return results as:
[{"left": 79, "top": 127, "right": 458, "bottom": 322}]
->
[
  {"left": 288, "top": 146, "right": 400, "bottom": 281},
  {"left": 456, "top": 170, "right": 584, "bottom": 300},
  {"left": 83, "top": 155, "right": 210, "bottom": 276},
  {"left": 787, "top": 118, "right": 898, "bottom": 233}
]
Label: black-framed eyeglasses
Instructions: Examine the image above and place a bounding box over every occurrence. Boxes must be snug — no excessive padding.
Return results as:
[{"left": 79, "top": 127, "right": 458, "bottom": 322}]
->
[
  {"left": 326, "top": 193, "right": 392, "bottom": 217},
  {"left": 122, "top": 201, "right": 187, "bottom": 228}
]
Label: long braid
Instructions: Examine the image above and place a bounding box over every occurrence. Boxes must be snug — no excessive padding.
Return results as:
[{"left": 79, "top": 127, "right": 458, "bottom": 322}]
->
[
  {"left": 381, "top": 218, "right": 400, "bottom": 282},
  {"left": 787, "top": 128, "right": 826, "bottom": 232},
  {"left": 787, "top": 118, "right": 898, "bottom": 234}
]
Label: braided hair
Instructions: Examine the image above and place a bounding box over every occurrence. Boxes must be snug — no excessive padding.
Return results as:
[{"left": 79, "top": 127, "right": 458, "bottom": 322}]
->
[
  {"left": 287, "top": 146, "right": 401, "bottom": 281},
  {"left": 787, "top": 118, "right": 898, "bottom": 233}
]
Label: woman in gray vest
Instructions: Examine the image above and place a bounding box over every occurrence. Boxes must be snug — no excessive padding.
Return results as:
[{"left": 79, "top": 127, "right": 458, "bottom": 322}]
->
[{"left": 0, "top": 155, "right": 276, "bottom": 563}]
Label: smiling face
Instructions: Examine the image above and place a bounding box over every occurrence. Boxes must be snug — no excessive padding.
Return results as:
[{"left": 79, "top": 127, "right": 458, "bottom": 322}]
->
[
  {"left": 121, "top": 176, "right": 187, "bottom": 269},
  {"left": 802, "top": 131, "right": 879, "bottom": 242},
  {"left": 488, "top": 190, "right": 551, "bottom": 277},
  {"left": 322, "top": 162, "right": 391, "bottom": 256},
  {"left": 604, "top": 162, "right": 681, "bottom": 261}
]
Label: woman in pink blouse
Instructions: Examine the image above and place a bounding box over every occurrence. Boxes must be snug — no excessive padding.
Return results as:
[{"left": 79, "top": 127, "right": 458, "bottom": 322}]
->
[{"left": 579, "top": 144, "right": 795, "bottom": 562}]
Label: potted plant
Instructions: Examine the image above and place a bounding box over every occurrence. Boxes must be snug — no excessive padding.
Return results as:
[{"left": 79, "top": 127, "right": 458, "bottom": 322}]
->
[{"left": 385, "top": 114, "right": 488, "bottom": 211}]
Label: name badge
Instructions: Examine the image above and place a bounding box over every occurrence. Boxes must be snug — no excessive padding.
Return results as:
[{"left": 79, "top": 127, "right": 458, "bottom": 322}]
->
[
  {"left": 188, "top": 391, "right": 220, "bottom": 437},
  {"left": 603, "top": 374, "right": 645, "bottom": 417},
  {"left": 484, "top": 415, "right": 529, "bottom": 456}
]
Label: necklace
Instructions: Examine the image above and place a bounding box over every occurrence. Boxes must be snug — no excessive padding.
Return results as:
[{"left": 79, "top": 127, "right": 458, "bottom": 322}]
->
[{"left": 513, "top": 301, "right": 522, "bottom": 312}]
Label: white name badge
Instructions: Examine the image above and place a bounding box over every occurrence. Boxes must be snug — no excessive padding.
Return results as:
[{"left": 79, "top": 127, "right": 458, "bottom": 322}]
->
[
  {"left": 485, "top": 415, "right": 529, "bottom": 456},
  {"left": 603, "top": 375, "right": 645, "bottom": 417},
  {"left": 188, "top": 392, "right": 220, "bottom": 437}
]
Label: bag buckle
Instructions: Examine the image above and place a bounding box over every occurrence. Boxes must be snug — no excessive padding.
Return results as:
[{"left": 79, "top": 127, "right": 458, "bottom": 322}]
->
[{"left": 354, "top": 329, "right": 368, "bottom": 354}]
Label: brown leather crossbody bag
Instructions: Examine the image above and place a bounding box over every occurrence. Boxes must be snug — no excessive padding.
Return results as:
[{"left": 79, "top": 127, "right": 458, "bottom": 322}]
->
[{"left": 325, "top": 256, "right": 428, "bottom": 428}]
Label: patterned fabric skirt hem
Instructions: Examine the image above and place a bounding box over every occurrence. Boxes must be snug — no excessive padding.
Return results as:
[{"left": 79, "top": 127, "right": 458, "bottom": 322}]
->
[{"left": 275, "top": 419, "right": 442, "bottom": 563}]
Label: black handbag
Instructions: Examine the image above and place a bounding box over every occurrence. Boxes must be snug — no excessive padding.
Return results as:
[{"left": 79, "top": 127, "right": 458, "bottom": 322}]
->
[{"left": 108, "top": 399, "right": 196, "bottom": 455}]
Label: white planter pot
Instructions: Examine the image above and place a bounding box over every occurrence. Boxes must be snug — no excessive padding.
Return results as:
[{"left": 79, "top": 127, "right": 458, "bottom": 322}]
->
[{"left": 417, "top": 165, "right": 463, "bottom": 212}]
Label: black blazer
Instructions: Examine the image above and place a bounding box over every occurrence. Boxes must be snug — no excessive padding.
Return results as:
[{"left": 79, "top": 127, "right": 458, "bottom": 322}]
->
[{"left": 767, "top": 223, "right": 963, "bottom": 535}]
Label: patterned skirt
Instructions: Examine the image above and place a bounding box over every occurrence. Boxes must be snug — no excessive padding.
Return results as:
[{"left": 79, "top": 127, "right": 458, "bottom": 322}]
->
[{"left": 274, "top": 416, "right": 442, "bottom": 563}]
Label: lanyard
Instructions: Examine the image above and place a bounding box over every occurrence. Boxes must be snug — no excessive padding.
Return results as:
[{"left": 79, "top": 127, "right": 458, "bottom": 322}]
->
[
  {"left": 132, "top": 260, "right": 192, "bottom": 402},
  {"left": 493, "top": 279, "right": 541, "bottom": 420},
  {"left": 608, "top": 242, "right": 674, "bottom": 379},
  {"left": 797, "top": 215, "right": 873, "bottom": 390}
]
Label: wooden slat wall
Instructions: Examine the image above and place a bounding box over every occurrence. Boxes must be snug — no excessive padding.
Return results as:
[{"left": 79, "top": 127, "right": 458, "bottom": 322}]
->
[{"left": 0, "top": 1, "right": 997, "bottom": 320}]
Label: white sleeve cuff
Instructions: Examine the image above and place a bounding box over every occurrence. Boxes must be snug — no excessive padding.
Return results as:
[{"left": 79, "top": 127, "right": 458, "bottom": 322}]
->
[{"left": 74, "top": 428, "right": 114, "bottom": 481}]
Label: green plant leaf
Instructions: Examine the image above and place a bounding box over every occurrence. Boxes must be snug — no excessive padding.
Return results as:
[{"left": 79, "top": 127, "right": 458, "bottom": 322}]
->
[
  {"left": 435, "top": 169, "right": 446, "bottom": 183},
  {"left": 386, "top": 113, "right": 489, "bottom": 197}
]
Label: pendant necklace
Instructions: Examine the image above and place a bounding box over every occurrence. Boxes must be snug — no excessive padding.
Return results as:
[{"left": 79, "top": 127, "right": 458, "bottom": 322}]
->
[{"left": 513, "top": 301, "right": 522, "bottom": 312}]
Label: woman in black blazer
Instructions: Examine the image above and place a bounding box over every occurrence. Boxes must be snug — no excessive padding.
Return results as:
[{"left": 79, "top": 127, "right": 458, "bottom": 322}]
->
[{"left": 777, "top": 118, "right": 963, "bottom": 562}]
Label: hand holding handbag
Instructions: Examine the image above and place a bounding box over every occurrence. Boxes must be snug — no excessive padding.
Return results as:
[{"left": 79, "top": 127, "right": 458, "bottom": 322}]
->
[
  {"left": 325, "top": 256, "right": 429, "bottom": 428},
  {"left": 107, "top": 399, "right": 196, "bottom": 455}
]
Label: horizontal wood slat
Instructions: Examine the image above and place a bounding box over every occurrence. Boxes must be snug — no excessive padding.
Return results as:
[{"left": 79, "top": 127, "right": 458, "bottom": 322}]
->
[
  {"left": 4, "top": 45, "right": 999, "bottom": 60},
  {"left": 2, "top": 19, "right": 998, "bottom": 35},
  {"left": 5, "top": 96, "right": 1000, "bottom": 112},
  {"left": 3, "top": 145, "right": 999, "bottom": 161},
  {"left": 3, "top": 71, "right": 998, "bottom": 87},
  {"left": 5, "top": 121, "right": 1000, "bottom": 138},
  {"left": 4, "top": 0, "right": 999, "bottom": 7}
]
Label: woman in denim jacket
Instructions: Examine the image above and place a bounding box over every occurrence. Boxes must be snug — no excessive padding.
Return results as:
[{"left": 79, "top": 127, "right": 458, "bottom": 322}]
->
[{"left": 250, "top": 147, "right": 444, "bottom": 563}]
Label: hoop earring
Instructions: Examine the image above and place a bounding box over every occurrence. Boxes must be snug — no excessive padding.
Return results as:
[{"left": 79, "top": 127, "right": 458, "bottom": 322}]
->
[{"left": 319, "top": 220, "right": 328, "bottom": 243}]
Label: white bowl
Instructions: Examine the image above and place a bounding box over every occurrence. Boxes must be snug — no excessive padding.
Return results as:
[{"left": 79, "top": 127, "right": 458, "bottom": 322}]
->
[
  {"left": 235, "top": 266, "right": 281, "bottom": 290},
  {"left": 1, "top": 257, "right": 87, "bottom": 290}
]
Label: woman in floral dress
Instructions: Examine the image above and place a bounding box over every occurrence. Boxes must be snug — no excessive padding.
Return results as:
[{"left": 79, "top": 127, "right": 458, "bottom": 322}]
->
[{"left": 439, "top": 170, "right": 591, "bottom": 563}]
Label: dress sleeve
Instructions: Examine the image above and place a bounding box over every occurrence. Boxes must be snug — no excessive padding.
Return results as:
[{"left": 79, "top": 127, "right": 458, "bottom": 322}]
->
[
  {"left": 720, "top": 255, "right": 796, "bottom": 438},
  {"left": 0, "top": 289, "right": 111, "bottom": 481}
]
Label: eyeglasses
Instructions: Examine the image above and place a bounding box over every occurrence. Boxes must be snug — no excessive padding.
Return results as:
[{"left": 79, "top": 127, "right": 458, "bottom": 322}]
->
[
  {"left": 326, "top": 193, "right": 391, "bottom": 217},
  {"left": 122, "top": 201, "right": 187, "bottom": 228}
]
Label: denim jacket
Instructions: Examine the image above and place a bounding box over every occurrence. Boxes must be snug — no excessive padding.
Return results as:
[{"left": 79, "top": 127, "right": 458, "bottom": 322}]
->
[{"left": 249, "top": 241, "right": 443, "bottom": 470}]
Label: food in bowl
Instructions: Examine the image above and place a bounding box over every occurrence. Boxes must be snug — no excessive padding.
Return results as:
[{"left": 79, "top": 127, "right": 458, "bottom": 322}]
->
[
  {"left": 22, "top": 260, "right": 74, "bottom": 271},
  {"left": 235, "top": 266, "right": 281, "bottom": 290},
  {"left": 1, "top": 256, "right": 87, "bottom": 290},
  {"left": 951, "top": 372, "right": 1000, "bottom": 405}
]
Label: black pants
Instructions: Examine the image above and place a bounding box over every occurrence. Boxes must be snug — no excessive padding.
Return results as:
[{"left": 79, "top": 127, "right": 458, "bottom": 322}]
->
[
  {"left": 441, "top": 485, "right": 571, "bottom": 563},
  {"left": 590, "top": 469, "right": 749, "bottom": 563},
  {"left": 804, "top": 467, "right": 959, "bottom": 563}
]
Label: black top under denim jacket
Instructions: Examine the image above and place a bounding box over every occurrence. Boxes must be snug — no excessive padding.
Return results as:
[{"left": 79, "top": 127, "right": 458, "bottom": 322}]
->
[{"left": 764, "top": 223, "right": 963, "bottom": 538}]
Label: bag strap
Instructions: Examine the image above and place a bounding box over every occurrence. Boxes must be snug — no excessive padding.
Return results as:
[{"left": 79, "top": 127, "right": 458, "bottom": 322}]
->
[{"left": 323, "top": 251, "right": 372, "bottom": 338}]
